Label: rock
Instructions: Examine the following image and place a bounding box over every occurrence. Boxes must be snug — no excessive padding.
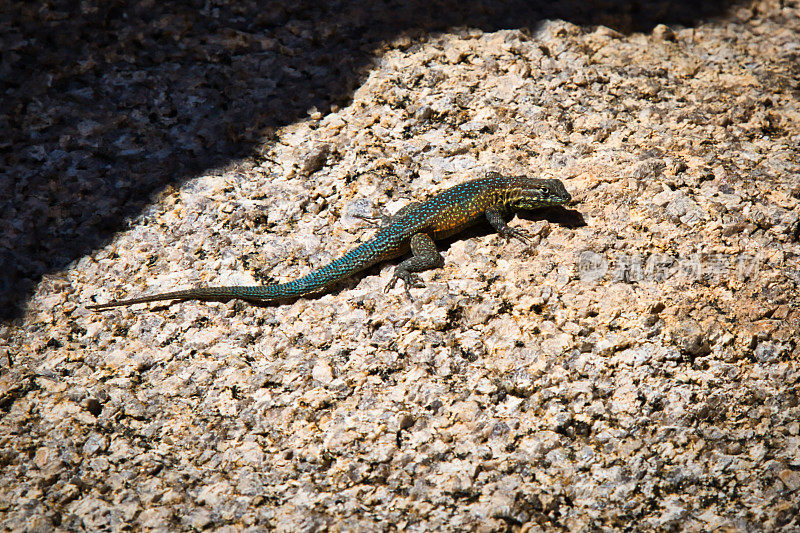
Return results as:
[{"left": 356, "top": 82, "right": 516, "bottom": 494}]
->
[
  {"left": 311, "top": 360, "right": 334, "bottom": 384},
  {"left": 5, "top": 2, "right": 800, "bottom": 530},
  {"left": 652, "top": 24, "right": 676, "bottom": 41},
  {"left": 669, "top": 320, "right": 711, "bottom": 356},
  {"left": 301, "top": 143, "right": 331, "bottom": 175}
]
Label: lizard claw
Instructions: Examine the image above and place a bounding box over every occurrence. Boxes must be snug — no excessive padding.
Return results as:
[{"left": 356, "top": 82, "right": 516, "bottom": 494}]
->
[
  {"left": 384, "top": 274, "right": 399, "bottom": 293},
  {"left": 500, "top": 226, "right": 533, "bottom": 245},
  {"left": 403, "top": 274, "right": 425, "bottom": 298},
  {"left": 353, "top": 213, "right": 390, "bottom": 228},
  {"left": 385, "top": 271, "right": 424, "bottom": 297}
]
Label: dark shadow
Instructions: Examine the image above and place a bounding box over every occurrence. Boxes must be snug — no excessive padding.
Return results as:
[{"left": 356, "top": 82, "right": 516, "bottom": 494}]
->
[
  {"left": 442, "top": 205, "right": 585, "bottom": 246},
  {"left": 2, "top": 0, "right": 740, "bottom": 320},
  {"left": 518, "top": 206, "right": 588, "bottom": 228}
]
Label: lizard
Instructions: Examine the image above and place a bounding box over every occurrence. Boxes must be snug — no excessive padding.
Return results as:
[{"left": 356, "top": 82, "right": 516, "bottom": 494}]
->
[{"left": 88, "top": 172, "right": 572, "bottom": 310}]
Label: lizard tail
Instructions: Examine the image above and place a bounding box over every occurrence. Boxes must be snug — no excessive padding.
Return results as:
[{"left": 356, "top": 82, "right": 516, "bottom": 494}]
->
[
  {"left": 88, "top": 240, "right": 392, "bottom": 310},
  {"left": 87, "top": 284, "right": 292, "bottom": 310}
]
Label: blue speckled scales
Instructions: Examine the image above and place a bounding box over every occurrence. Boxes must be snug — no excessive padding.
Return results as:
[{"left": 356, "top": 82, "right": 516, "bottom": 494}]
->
[{"left": 89, "top": 174, "right": 571, "bottom": 309}]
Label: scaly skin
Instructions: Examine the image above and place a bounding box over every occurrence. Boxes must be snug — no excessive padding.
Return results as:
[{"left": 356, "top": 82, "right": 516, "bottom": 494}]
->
[{"left": 88, "top": 172, "right": 572, "bottom": 310}]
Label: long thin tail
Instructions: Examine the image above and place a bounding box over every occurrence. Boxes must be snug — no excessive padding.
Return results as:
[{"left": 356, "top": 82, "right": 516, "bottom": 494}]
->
[{"left": 89, "top": 240, "right": 386, "bottom": 310}]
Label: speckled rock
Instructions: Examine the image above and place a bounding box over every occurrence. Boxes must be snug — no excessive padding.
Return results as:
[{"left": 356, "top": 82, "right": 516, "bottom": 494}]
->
[{"left": 3, "top": 1, "right": 800, "bottom": 531}]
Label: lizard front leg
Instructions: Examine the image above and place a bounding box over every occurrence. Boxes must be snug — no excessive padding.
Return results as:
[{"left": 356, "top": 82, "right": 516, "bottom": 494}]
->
[{"left": 385, "top": 233, "right": 444, "bottom": 297}]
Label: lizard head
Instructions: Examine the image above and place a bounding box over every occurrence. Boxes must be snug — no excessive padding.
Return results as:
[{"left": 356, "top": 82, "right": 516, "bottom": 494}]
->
[{"left": 507, "top": 177, "right": 572, "bottom": 210}]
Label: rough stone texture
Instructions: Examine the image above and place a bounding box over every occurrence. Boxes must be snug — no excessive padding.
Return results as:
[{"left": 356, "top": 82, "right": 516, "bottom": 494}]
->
[{"left": 3, "top": 0, "right": 800, "bottom": 531}]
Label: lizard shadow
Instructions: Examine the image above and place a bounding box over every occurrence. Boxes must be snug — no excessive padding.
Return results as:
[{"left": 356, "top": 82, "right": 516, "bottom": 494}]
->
[
  {"left": 4, "top": 0, "right": 740, "bottom": 319},
  {"left": 431, "top": 204, "right": 587, "bottom": 253},
  {"left": 517, "top": 206, "right": 587, "bottom": 229}
]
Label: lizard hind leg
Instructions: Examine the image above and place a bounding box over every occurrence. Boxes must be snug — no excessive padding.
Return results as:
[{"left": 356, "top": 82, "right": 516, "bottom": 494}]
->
[
  {"left": 385, "top": 232, "right": 444, "bottom": 298},
  {"left": 354, "top": 201, "right": 422, "bottom": 230}
]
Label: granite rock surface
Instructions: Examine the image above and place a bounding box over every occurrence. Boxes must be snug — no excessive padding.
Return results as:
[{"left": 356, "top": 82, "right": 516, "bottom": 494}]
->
[{"left": 2, "top": 0, "right": 799, "bottom": 530}]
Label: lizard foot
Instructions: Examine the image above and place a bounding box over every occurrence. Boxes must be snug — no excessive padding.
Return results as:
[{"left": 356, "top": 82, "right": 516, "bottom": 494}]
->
[
  {"left": 353, "top": 213, "right": 390, "bottom": 228},
  {"left": 385, "top": 271, "right": 425, "bottom": 297},
  {"left": 499, "top": 225, "right": 534, "bottom": 245}
]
